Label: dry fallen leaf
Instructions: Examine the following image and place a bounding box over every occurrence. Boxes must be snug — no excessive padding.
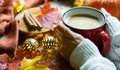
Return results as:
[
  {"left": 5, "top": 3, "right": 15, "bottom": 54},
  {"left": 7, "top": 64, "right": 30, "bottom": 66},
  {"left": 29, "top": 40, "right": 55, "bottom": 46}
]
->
[{"left": 37, "top": 2, "right": 61, "bottom": 29}]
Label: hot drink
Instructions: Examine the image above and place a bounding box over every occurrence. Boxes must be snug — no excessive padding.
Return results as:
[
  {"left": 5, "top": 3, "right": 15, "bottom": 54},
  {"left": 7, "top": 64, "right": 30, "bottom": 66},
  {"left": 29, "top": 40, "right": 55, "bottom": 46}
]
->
[{"left": 66, "top": 15, "right": 102, "bottom": 29}]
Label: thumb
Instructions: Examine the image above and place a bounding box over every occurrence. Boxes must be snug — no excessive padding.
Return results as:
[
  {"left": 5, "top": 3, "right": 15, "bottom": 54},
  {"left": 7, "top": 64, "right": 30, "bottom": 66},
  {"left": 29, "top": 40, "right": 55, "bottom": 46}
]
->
[
  {"left": 101, "top": 8, "right": 111, "bottom": 17},
  {"left": 55, "top": 22, "right": 77, "bottom": 37}
]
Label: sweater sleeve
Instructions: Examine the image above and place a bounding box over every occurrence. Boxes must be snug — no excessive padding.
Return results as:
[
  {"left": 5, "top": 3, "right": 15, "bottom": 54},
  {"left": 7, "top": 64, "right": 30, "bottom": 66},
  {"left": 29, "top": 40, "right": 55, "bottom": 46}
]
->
[
  {"left": 105, "top": 14, "right": 120, "bottom": 70},
  {"left": 70, "top": 39, "right": 116, "bottom": 70}
]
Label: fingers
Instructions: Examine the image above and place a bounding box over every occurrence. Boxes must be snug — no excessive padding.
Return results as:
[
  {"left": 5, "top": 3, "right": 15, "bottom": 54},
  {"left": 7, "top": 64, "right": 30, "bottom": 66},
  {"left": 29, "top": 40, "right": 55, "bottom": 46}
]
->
[
  {"left": 56, "top": 22, "right": 78, "bottom": 37},
  {"left": 56, "top": 22, "right": 84, "bottom": 39},
  {"left": 55, "top": 22, "right": 85, "bottom": 45}
]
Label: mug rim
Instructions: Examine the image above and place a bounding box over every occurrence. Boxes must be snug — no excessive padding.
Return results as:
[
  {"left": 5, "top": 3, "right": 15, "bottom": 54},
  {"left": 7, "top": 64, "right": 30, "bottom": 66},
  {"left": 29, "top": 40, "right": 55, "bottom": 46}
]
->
[{"left": 62, "top": 6, "right": 106, "bottom": 30}]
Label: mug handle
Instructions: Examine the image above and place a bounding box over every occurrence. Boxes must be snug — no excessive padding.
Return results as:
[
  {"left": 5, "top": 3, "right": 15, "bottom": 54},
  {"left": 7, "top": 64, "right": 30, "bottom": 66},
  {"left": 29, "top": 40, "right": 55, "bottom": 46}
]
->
[{"left": 97, "top": 29, "right": 110, "bottom": 55}]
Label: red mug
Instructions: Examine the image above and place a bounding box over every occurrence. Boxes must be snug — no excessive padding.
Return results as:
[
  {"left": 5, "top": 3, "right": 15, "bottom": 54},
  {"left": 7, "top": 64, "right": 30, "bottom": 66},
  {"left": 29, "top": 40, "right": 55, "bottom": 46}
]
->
[{"left": 62, "top": 6, "right": 110, "bottom": 55}]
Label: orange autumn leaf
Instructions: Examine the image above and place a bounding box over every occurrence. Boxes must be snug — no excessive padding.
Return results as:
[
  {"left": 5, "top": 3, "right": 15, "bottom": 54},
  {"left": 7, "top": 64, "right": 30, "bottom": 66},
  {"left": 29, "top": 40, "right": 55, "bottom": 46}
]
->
[
  {"left": 40, "top": 2, "right": 58, "bottom": 15},
  {"left": 38, "top": 2, "right": 61, "bottom": 29}
]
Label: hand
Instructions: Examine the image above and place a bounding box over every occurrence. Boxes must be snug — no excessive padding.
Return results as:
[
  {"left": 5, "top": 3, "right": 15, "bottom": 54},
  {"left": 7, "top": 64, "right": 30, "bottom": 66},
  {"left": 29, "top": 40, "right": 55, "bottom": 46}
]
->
[
  {"left": 55, "top": 22, "right": 85, "bottom": 61},
  {"left": 101, "top": 8, "right": 111, "bottom": 17}
]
